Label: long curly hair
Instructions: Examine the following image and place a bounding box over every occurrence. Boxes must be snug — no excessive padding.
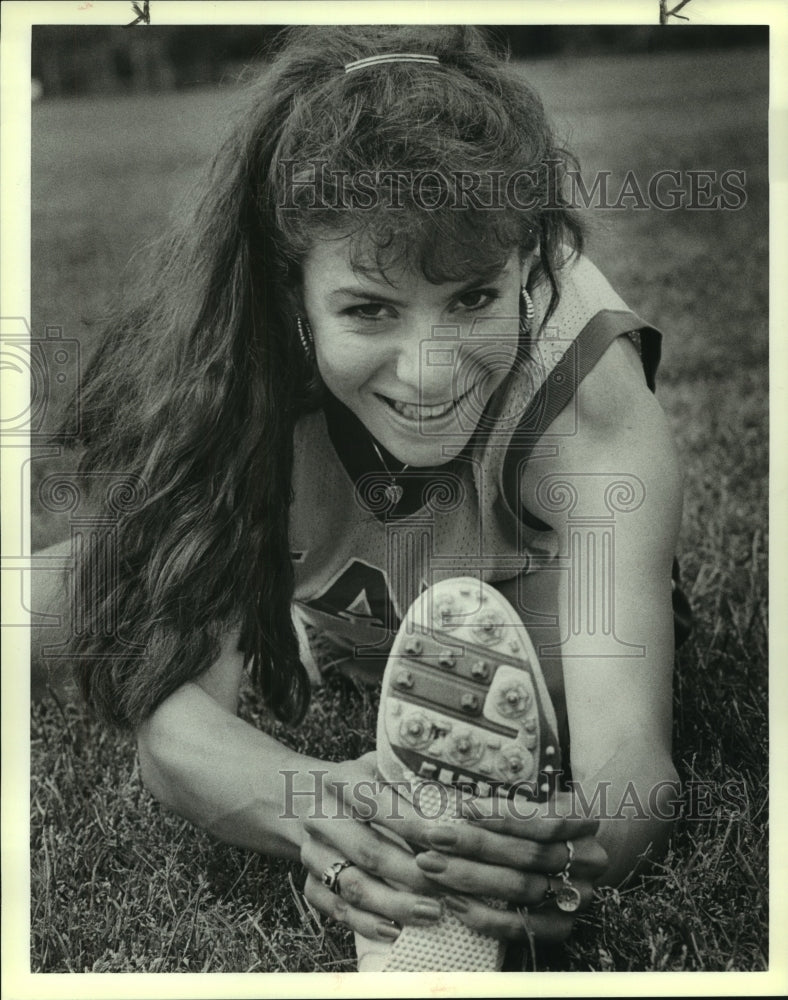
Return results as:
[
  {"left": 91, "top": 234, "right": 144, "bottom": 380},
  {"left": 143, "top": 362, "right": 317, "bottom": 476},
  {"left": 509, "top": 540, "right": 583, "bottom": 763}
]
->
[{"left": 71, "top": 25, "right": 585, "bottom": 729}]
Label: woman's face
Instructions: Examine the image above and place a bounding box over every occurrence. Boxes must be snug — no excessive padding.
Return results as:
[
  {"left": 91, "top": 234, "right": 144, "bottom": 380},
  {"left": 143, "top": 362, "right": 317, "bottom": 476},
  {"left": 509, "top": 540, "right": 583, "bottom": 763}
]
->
[{"left": 302, "top": 237, "right": 525, "bottom": 467}]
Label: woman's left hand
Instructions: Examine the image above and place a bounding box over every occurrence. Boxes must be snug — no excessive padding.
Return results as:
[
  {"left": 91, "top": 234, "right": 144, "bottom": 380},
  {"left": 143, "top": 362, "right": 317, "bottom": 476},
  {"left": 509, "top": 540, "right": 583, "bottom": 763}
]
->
[{"left": 366, "top": 788, "right": 608, "bottom": 943}]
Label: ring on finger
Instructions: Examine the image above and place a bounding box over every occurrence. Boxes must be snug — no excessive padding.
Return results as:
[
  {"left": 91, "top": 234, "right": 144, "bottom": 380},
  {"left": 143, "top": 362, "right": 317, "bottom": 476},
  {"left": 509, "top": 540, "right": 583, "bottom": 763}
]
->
[
  {"left": 549, "top": 839, "right": 574, "bottom": 877},
  {"left": 548, "top": 842, "right": 581, "bottom": 913},
  {"left": 321, "top": 859, "right": 356, "bottom": 896}
]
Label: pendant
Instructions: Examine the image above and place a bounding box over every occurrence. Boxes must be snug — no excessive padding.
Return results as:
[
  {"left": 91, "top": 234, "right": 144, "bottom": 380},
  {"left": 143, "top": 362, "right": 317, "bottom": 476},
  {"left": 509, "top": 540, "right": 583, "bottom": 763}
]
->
[
  {"left": 385, "top": 482, "right": 404, "bottom": 506},
  {"left": 555, "top": 882, "right": 581, "bottom": 912}
]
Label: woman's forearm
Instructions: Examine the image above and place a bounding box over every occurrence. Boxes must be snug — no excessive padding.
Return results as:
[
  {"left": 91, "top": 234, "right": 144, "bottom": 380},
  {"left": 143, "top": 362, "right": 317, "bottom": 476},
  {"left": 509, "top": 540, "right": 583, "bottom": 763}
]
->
[{"left": 137, "top": 682, "right": 324, "bottom": 861}]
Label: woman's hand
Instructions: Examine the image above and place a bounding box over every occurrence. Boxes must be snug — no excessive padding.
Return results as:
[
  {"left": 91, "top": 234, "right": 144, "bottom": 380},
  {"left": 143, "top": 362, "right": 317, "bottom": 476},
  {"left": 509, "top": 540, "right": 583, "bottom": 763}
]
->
[
  {"left": 410, "top": 791, "right": 608, "bottom": 942},
  {"left": 301, "top": 754, "right": 607, "bottom": 944},
  {"left": 375, "top": 786, "right": 606, "bottom": 943},
  {"left": 300, "top": 752, "right": 448, "bottom": 945}
]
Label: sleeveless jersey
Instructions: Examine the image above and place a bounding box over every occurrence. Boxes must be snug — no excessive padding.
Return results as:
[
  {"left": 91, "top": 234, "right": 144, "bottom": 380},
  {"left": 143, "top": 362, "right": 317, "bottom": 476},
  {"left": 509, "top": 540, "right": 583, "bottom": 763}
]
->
[{"left": 288, "top": 253, "right": 661, "bottom": 682}]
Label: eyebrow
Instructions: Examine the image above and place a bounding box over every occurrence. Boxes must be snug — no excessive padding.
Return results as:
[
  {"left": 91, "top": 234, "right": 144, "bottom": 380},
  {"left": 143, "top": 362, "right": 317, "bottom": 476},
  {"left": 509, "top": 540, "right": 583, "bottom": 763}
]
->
[{"left": 327, "top": 269, "right": 509, "bottom": 306}]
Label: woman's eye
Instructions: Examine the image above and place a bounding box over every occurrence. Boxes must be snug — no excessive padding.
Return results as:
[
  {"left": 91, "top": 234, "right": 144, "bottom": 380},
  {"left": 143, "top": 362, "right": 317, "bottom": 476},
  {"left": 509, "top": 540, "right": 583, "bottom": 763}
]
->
[
  {"left": 346, "top": 303, "right": 391, "bottom": 321},
  {"left": 456, "top": 288, "right": 500, "bottom": 311}
]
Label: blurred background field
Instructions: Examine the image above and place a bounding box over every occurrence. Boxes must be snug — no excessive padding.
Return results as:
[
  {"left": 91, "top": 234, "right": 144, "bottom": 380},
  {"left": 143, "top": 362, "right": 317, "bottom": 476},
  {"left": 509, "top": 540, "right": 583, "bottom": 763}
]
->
[{"left": 30, "top": 30, "right": 768, "bottom": 973}]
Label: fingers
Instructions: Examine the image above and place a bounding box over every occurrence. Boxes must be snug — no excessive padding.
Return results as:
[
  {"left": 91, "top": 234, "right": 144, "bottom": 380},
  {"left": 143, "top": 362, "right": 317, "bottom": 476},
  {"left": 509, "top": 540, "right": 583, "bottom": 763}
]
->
[
  {"left": 416, "top": 821, "right": 580, "bottom": 875},
  {"left": 416, "top": 825, "right": 608, "bottom": 880},
  {"left": 301, "top": 833, "right": 444, "bottom": 925},
  {"left": 415, "top": 849, "right": 597, "bottom": 908},
  {"left": 337, "top": 779, "right": 600, "bottom": 859},
  {"left": 459, "top": 790, "right": 601, "bottom": 842},
  {"left": 303, "top": 873, "right": 403, "bottom": 944},
  {"left": 301, "top": 810, "right": 437, "bottom": 895},
  {"left": 440, "top": 893, "right": 578, "bottom": 944}
]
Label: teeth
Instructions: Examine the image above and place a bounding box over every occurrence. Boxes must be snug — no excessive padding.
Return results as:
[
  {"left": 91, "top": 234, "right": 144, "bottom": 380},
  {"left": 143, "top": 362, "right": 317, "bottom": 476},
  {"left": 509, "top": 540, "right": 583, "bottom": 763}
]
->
[{"left": 390, "top": 397, "right": 457, "bottom": 420}]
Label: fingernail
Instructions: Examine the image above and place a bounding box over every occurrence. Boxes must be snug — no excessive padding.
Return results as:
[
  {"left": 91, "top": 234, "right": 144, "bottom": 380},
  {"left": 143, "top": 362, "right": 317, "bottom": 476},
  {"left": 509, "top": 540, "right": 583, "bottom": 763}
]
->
[
  {"left": 411, "top": 901, "right": 443, "bottom": 923},
  {"left": 427, "top": 826, "right": 457, "bottom": 849},
  {"left": 416, "top": 851, "right": 447, "bottom": 874},
  {"left": 376, "top": 921, "right": 400, "bottom": 940},
  {"left": 443, "top": 894, "right": 469, "bottom": 913}
]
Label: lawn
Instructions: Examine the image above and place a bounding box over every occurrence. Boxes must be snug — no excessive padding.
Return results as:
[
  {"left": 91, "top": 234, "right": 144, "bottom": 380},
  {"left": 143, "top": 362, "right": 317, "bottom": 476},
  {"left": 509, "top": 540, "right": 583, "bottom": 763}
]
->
[{"left": 29, "top": 45, "right": 768, "bottom": 974}]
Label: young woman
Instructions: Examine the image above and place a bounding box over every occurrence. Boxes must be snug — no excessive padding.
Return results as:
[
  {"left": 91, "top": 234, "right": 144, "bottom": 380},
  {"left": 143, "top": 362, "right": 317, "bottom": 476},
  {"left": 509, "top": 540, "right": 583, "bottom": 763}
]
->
[{"left": 49, "top": 25, "right": 685, "bottom": 971}]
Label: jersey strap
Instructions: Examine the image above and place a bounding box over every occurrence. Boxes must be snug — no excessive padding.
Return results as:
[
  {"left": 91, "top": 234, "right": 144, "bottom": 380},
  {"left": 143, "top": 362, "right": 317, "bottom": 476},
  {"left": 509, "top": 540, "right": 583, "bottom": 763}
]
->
[{"left": 500, "top": 308, "right": 662, "bottom": 518}]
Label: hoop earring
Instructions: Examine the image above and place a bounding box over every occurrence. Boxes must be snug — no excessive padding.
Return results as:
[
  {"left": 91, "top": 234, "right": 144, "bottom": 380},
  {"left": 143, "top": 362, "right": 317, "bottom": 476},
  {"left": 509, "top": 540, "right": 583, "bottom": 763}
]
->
[
  {"left": 296, "top": 316, "right": 314, "bottom": 360},
  {"left": 520, "top": 286, "right": 534, "bottom": 335}
]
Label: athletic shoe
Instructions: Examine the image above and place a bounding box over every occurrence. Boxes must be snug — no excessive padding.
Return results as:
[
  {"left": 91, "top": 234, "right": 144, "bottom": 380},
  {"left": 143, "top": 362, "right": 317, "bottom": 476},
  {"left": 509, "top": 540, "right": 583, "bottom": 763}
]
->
[{"left": 375, "top": 576, "right": 562, "bottom": 972}]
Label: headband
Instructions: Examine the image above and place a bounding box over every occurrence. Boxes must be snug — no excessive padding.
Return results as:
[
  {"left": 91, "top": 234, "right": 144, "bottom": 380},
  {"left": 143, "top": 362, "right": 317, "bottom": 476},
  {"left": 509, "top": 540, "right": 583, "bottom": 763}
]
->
[{"left": 344, "top": 53, "right": 440, "bottom": 74}]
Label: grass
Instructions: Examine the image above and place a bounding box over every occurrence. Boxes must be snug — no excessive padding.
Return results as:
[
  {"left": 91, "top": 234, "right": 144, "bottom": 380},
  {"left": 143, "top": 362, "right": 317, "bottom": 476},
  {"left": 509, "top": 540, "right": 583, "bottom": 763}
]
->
[{"left": 29, "top": 46, "right": 769, "bottom": 974}]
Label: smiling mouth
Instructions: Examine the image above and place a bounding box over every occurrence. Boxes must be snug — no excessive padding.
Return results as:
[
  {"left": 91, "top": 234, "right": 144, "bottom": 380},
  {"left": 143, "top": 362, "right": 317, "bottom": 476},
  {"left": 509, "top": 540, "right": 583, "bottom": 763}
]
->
[{"left": 376, "top": 389, "right": 474, "bottom": 422}]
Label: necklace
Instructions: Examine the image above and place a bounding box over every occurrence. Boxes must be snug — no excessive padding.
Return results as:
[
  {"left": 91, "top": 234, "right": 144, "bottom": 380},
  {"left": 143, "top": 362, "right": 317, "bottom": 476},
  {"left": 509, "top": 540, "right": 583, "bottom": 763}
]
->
[{"left": 369, "top": 437, "right": 409, "bottom": 506}]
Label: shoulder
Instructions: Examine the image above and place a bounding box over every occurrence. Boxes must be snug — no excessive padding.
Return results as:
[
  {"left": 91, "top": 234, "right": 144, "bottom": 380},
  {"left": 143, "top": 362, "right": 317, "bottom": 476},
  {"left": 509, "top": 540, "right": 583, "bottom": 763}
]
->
[
  {"left": 520, "top": 334, "right": 683, "bottom": 555},
  {"left": 530, "top": 250, "right": 634, "bottom": 335}
]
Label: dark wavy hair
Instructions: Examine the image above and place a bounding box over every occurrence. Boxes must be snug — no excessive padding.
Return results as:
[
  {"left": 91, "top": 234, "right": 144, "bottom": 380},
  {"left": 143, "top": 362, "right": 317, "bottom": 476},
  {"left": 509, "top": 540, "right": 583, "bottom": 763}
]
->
[{"left": 71, "top": 25, "right": 585, "bottom": 729}]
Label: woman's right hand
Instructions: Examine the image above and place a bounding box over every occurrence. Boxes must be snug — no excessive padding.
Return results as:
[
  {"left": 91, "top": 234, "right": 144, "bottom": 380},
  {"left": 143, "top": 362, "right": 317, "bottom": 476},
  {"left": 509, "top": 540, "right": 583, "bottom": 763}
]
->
[{"left": 300, "top": 752, "right": 448, "bottom": 944}]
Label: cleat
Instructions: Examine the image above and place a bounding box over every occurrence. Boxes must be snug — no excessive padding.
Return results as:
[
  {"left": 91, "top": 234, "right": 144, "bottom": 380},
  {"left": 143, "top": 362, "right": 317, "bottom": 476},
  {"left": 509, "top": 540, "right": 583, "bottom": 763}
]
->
[
  {"left": 448, "top": 731, "right": 482, "bottom": 766},
  {"left": 460, "top": 692, "right": 480, "bottom": 713},
  {"left": 376, "top": 577, "right": 562, "bottom": 972},
  {"left": 472, "top": 613, "right": 504, "bottom": 645},
  {"left": 497, "top": 683, "right": 531, "bottom": 717},
  {"left": 399, "top": 712, "right": 432, "bottom": 748},
  {"left": 437, "top": 648, "right": 457, "bottom": 668},
  {"left": 470, "top": 660, "right": 490, "bottom": 681},
  {"left": 434, "top": 596, "right": 459, "bottom": 631}
]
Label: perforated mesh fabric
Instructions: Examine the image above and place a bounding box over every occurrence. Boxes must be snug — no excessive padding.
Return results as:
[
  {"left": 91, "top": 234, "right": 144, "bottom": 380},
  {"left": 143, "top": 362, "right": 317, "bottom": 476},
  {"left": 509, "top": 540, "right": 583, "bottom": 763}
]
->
[{"left": 379, "top": 782, "right": 505, "bottom": 972}]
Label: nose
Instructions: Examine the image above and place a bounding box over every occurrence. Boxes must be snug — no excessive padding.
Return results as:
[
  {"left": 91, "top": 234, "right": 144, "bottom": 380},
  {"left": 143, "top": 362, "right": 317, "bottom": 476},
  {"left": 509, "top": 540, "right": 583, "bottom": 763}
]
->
[{"left": 394, "top": 319, "right": 457, "bottom": 402}]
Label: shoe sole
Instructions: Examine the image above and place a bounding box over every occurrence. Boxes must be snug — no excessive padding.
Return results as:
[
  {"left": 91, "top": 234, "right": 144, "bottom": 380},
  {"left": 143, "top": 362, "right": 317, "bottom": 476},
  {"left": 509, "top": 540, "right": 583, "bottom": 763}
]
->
[{"left": 375, "top": 576, "right": 561, "bottom": 972}]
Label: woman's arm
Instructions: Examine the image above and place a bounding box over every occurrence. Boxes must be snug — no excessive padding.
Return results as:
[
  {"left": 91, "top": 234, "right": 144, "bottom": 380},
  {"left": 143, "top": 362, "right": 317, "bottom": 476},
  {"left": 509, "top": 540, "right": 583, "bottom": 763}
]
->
[
  {"left": 136, "top": 645, "right": 313, "bottom": 860},
  {"left": 520, "top": 334, "right": 683, "bottom": 885},
  {"left": 135, "top": 634, "right": 457, "bottom": 942}
]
